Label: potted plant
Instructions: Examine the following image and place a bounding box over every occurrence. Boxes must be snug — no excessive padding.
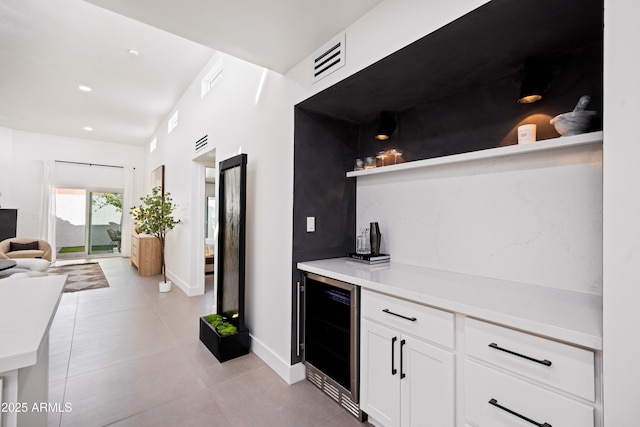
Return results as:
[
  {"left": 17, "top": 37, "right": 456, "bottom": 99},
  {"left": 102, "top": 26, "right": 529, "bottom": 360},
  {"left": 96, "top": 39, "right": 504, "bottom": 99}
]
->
[
  {"left": 199, "top": 311, "right": 251, "bottom": 362},
  {"left": 130, "top": 186, "right": 181, "bottom": 292}
]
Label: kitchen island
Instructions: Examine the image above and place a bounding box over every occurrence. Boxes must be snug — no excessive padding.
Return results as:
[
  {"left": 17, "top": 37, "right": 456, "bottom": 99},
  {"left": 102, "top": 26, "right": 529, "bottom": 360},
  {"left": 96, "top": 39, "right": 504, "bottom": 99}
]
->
[{"left": 0, "top": 275, "right": 66, "bottom": 427}]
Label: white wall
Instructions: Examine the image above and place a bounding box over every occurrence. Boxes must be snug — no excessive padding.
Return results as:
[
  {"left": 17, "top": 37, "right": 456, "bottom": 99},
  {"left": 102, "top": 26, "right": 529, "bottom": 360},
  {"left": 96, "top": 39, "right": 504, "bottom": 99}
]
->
[
  {"left": 0, "top": 127, "right": 145, "bottom": 239},
  {"left": 205, "top": 183, "right": 215, "bottom": 197},
  {"left": 0, "top": 127, "right": 13, "bottom": 210},
  {"left": 144, "top": 50, "right": 305, "bottom": 380},
  {"left": 0, "top": 129, "right": 43, "bottom": 236},
  {"left": 602, "top": 0, "right": 640, "bottom": 424}
]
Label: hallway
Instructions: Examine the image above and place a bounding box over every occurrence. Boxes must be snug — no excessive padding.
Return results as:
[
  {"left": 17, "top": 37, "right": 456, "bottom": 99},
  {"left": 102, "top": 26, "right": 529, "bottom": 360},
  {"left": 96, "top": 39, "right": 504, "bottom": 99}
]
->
[{"left": 48, "top": 257, "right": 365, "bottom": 426}]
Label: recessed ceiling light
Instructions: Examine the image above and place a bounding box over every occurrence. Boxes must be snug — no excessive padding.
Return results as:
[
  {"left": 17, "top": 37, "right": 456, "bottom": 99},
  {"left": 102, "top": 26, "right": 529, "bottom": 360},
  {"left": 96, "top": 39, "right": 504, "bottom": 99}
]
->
[
  {"left": 128, "top": 49, "right": 140, "bottom": 57},
  {"left": 78, "top": 85, "right": 92, "bottom": 92},
  {"left": 84, "top": 126, "right": 94, "bottom": 132}
]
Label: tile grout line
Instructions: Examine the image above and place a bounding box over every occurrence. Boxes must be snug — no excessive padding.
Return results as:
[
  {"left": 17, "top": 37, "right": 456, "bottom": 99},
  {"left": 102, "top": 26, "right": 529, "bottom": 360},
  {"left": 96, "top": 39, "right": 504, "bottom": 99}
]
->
[
  {"left": 61, "top": 264, "right": 176, "bottom": 381},
  {"left": 56, "top": 295, "right": 78, "bottom": 427}
]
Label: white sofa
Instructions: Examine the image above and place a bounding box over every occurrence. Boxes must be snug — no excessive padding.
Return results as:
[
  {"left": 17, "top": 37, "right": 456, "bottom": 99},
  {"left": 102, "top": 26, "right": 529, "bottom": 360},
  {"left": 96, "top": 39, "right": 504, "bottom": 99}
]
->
[{"left": 0, "top": 258, "right": 50, "bottom": 279}]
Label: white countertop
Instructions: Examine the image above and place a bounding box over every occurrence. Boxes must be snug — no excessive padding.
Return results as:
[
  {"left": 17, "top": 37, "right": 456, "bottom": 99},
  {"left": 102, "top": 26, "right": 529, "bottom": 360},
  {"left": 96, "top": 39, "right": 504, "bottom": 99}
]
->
[
  {"left": 298, "top": 258, "right": 602, "bottom": 350},
  {"left": 0, "top": 275, "right": 66, "bottom": 372}
]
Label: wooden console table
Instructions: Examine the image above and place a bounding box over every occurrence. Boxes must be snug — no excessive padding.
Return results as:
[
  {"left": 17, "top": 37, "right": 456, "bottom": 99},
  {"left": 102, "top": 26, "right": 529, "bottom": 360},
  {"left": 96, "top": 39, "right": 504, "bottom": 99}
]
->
[{"left": 131, "top": 234, "right": 161, "bottom": 276}]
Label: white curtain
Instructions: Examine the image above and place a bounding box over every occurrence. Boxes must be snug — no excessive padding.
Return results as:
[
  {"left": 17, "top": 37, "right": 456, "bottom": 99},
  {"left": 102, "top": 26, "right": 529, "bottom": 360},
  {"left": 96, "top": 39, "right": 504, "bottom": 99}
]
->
[
  {"left": 120, "top": 167, "right": 134, "bottom": 257},
  {"left": 40, "top": 160, "right": 56, "bottom": 262}
]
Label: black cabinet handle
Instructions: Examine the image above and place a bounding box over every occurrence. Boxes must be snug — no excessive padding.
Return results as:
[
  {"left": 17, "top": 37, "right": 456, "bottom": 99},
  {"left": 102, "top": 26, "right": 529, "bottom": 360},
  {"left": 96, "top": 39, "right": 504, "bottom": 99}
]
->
[
  {"left": 489, "top": 398, "right": 552, "bottom": 427},
  {"left": 391, "top": 336, "right": 397, "bottom": 375},
  {"left": 488, "top": 343, "right": 552, "bottom": 366},
  {"left": 400, "top": 339, "right": 406, "bottom": 379},
  {"left": 382, "top": 309, "right": 417, "bottom": 322}
]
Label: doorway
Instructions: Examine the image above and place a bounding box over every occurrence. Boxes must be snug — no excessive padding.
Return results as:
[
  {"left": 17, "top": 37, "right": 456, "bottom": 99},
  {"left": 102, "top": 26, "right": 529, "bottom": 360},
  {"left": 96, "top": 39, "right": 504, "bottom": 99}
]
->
[
  {"left": 191, "top": 148, "right": 217, "bottom": 296},
  {"left": 55, "top": 188, "right": 123, "bottom": 259},
  {"left": 205, "top": 168, "right": 216, "bottom": 275}
]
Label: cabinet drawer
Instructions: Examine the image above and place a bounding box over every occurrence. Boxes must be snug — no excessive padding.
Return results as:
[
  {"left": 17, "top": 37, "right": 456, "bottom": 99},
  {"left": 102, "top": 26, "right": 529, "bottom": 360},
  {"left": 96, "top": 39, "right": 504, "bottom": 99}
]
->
[
  {"left": 465, "top": 360, "right": 594, "bottom": 427},
  {"left": 465, "top": 318, "right": 595, "bottom": 401},
  {"left": 362, "top": 289, "right": 454, "bottom": 349}
]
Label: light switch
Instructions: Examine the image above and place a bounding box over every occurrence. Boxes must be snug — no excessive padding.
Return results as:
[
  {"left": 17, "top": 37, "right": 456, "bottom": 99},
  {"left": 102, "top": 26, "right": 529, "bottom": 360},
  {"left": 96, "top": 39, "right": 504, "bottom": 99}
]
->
[{"left": 306, "top": 216, "right": 315, "bottom": 232}]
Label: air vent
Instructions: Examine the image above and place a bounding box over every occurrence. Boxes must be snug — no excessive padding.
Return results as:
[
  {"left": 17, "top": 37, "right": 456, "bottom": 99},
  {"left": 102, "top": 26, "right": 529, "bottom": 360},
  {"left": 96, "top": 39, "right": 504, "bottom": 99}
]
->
[
  {"left": 305, "top": 364, "right": 365, "bottom": 421},
  {"left": 195, "top": 134, "right": 208, "bottom": 152},
  {"left": 312, "top": 33, "right": 345, "bottom": 84}
]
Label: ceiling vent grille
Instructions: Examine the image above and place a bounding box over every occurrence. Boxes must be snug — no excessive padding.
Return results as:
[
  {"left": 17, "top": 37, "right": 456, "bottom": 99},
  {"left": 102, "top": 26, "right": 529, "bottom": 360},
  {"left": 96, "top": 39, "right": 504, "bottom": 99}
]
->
[
  {"left": 312, "top": 33, "right": 345, "bottom": 84},
  {"left": 195, "top": 134, "right": 208, "bottom": 152}
]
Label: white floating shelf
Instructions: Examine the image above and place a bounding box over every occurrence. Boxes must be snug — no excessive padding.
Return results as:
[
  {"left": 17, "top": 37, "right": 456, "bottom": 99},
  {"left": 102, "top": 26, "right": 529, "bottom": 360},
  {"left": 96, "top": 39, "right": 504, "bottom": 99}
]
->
[{"left": 346, "top": 131, "right": 603, "bottom": 178}]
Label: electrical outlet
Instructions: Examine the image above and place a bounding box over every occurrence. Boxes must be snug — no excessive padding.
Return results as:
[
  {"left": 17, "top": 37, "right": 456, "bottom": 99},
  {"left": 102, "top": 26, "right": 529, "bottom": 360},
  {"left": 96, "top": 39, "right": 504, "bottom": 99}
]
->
[{"left": 306, "top": 217, "right": 315, "bottom": 232}]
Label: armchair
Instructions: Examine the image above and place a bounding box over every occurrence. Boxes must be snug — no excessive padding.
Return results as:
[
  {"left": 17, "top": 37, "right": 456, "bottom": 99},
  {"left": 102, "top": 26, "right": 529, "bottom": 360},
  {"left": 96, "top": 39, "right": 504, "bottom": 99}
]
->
[
  {"left": 106, "top": 228, "right": 121, "bottom": 251},
  {"left": 0, "top": 238, "right": 53, "bottom": 261}
]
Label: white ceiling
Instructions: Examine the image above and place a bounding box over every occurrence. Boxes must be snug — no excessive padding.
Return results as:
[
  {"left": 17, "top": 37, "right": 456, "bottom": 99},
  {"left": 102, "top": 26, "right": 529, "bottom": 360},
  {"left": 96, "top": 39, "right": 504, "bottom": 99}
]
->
[{"left": 0, "top": 0, "right": 383, "bottom": 146}]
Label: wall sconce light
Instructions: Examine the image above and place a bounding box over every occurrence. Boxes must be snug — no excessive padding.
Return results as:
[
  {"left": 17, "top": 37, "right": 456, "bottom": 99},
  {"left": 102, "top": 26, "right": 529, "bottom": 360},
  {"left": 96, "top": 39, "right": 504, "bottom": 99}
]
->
[
  {"left": 375, "top": 111, "right": 397, "bottom": 140},
  {"left": 518, "top": 61, "right": 550, "bottom": 104}
]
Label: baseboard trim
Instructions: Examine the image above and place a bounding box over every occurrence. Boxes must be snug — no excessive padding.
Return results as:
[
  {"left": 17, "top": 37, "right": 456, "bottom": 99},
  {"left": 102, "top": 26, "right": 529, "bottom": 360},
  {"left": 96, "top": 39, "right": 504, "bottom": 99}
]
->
[
  {"left": 166, "top": 269, "right": 201, "bottom": 297},
  {"left": 250, "top": 334, "right": 306, "bottom": 385}
]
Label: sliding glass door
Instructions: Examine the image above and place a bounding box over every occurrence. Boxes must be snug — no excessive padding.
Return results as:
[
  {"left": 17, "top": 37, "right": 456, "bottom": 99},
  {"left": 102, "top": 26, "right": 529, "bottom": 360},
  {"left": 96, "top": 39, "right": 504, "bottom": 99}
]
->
[
  {"left": 55, "top": 188, "right": 123, "bottom": 258},
  {"left": 89, "top": 191, "right": 123, "bottom": 255}
]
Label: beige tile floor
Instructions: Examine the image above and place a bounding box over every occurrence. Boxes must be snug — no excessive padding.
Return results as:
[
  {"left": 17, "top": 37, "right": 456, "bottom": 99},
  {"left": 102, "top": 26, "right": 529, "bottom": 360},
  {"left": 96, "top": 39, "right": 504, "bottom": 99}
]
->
[{"left": 48, "top": 257, "right": 370, "bottom": 427}]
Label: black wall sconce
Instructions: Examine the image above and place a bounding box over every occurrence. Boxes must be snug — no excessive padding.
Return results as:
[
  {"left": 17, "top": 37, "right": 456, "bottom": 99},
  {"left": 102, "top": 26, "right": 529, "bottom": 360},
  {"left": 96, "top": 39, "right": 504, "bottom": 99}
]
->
[
  {"left": 374, "top": 111, "right": 397, "bottom": 140},
  {"left": 518, "top": 61, "right": 551, "bottom": 104}
]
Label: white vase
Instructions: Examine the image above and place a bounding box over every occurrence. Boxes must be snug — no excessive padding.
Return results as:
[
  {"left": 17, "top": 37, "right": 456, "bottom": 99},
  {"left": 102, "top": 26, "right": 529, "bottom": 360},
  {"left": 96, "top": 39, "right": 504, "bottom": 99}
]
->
[{"left": 159, "top": 280, "right": 172, "bottom": 292}]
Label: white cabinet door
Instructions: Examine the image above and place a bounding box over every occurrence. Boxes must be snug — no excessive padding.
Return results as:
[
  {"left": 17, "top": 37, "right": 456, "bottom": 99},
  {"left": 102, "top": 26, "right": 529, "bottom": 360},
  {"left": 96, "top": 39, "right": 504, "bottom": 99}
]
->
[
  {"left": 401, "top": 335, "right": 455, "bottom": 427},
  {"left": 361, "top": 319, "right": 401, "bottom": 427},
  {"left": 361, "top": 319, "right": 456, "bottom": 427}
]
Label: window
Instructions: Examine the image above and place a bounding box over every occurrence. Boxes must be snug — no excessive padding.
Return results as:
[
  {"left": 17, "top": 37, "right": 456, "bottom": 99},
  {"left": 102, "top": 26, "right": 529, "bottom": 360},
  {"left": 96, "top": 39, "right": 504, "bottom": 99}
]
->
[
  {"left": 201, "top": 55, "right": 224, "bottom": 98},
  {"left": 168, "top": 110, "right": 179, "bottom": 134}
]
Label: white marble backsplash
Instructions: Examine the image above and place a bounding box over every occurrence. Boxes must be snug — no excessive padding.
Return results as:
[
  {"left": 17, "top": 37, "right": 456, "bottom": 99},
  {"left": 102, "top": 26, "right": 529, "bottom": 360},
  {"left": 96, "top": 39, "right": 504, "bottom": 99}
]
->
[{"left": 356, "top": 143, "right": 603, "bottom": 295}]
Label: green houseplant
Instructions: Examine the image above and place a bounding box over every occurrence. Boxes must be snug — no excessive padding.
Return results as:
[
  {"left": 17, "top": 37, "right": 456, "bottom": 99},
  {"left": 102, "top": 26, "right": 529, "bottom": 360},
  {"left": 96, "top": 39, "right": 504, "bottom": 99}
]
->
[
  {"left": 202, "top": 313, "right": 237, "bottom": 336},
  {"left": 130, "top": 186, "right": 181, "bottom": 288}
]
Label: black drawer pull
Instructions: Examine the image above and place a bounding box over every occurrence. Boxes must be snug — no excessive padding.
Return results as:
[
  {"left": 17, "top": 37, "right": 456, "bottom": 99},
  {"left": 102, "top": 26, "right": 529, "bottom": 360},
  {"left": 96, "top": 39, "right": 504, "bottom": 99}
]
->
[
  {"left": 382, "top": 309, "right": 417, "bottom": 322},
  {"left": 488, "top": 343, "right": 552, "bottom": 366},
  {"left": 391, "top": 336, "right": 397, "bottom": 375},
  {"left": 400, "top": 339, "right": 406, "bottom": 379},
  {"left": 489, "top": 398, "right": 552, "bottom": 427}
]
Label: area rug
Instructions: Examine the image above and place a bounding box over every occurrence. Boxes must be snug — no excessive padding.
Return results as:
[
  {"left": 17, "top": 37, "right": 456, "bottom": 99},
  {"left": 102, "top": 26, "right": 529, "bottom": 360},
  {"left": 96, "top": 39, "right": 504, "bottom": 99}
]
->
[{"left": 47, "top": 262, "right": 110, "bottom": 292}]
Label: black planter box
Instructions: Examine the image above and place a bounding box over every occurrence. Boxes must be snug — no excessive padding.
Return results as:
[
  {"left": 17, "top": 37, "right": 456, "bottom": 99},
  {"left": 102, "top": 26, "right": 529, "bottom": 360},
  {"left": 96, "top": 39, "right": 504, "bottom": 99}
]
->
[{"left": 199, "top": 317, "right": 251, "bottom": 362}]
